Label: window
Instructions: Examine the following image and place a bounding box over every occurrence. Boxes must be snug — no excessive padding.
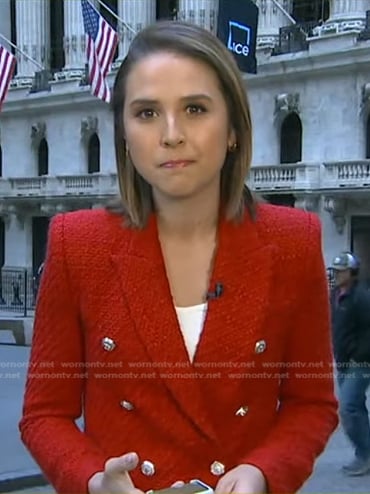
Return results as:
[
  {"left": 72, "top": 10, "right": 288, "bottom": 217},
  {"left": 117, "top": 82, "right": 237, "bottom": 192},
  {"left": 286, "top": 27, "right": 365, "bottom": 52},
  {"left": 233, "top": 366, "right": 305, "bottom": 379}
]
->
[
  {"left": 156, "top": 0, "right": 178, "bottom": 20},
  {"left": 88, "top": 134, "right": 100, "bottom": 173},
  {"left": 280, "top": 113, "right": 302, "bottom": 164},
  {"left": 50, "top": 0, "right": 65, "bottom": 71},
  {"left": 292, "top": 0, "right": 329, "bottom": 23},
  {"left": 32, "top": 217, "right": 50, "bottom": 277},
  {"left": 263, "top": 194, "right": 296, "bottom": 208},
  {"left": 38, "top": 139, "right": 49, "bottom": 176},
  {"left": 0, "top": 218, "right": 4, "bottom": 268},
  {"left": 366, "top": 114, "right": 370, "bottom": 158}
]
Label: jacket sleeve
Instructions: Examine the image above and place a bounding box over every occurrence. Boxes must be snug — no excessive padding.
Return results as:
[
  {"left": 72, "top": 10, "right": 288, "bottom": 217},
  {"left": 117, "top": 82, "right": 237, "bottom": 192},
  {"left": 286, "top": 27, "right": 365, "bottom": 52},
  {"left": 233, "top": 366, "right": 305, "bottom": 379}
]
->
[
  {"left": 240, "top": 213, "right": 338, "bottom": 493},
  {"left": 19, "top": 214, "right": 107, "bottom": 494},
  {"left": 352, "top": 286, "right": 370, "bottom": 362}
]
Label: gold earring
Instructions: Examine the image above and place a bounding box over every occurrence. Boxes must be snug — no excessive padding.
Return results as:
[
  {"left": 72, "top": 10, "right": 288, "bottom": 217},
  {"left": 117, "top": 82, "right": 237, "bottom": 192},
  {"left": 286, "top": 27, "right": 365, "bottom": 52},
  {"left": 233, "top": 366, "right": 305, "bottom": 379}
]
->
[{"left": 228, "top": 142, "right": 237, "bottom": 152}]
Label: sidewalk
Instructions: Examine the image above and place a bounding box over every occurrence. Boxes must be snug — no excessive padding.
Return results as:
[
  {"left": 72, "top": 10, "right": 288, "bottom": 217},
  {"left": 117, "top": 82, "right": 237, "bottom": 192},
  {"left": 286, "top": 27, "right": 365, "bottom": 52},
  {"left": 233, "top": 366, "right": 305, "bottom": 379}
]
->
[
  {"left": 1, "top": 344, "right": 370, "bottom": 493},
  {"left": 0, "top": 315, "right": 34, "bottom": 346},
  {"left": 0, "top": 345, "right": 45, "bottom": 492},
  {"left": 4, "top": 487, "right": 52, "bottom": 494}
]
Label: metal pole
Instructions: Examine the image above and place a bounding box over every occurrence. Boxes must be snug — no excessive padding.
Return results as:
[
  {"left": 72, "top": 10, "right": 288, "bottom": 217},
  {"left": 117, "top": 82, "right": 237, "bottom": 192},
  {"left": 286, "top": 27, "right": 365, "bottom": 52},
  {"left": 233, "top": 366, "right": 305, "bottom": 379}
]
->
[
  {"left": 95, "top": 0, "right": 137, "bottom": 34},
  {"left": 0, "top": 33, "right": 44, "bottom": 71},
  {"left": 271, "top": 0, "right": 297, "bottom": 24},
  {"left": 24, "top": 270, "right": 27, "bottom": 317}
]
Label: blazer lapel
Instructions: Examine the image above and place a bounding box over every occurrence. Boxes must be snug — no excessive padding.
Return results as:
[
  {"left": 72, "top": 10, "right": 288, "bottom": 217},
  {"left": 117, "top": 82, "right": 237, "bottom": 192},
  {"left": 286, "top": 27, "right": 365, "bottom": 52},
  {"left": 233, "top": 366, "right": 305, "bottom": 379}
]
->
[
  {"left": 194, "top": 210, "right": 276, "bottom": 368},
  {"left": 110, "top": 215, "right": 218, "bottom": 442},
  {"left": 109, "top": 209, "right": 275, "bottom": 443}
]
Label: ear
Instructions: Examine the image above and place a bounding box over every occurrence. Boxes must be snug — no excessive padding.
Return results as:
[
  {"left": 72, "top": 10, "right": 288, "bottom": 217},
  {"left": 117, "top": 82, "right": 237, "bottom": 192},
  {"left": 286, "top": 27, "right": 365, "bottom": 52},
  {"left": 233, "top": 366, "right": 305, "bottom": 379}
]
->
[{"left": 227, "top": 128, "right": 236, "bottom": 149}]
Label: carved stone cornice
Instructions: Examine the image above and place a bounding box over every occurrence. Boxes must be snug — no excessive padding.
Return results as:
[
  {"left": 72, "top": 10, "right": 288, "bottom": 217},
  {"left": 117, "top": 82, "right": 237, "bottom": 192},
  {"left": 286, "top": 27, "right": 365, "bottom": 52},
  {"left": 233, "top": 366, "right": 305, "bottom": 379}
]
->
[
  {"left": 324, "top": 196, "right": 347, "bottom": 234},
  {"left": 294, "top": 194, "right": 319, "bottom": 212},
  {"left": 274, "top": 93, "right": 300, "bottom": 122},
  {"left": 39, "top": 203, "right": 71, "bottom": 216},
  {"left": 31, "top": 121, "right": 47, "bottom": 148},
  {"left": 0, "top": 204, "right": 25, "bottom": 229},
  {"left": 81, "top": 116, "right": 98, "bottom": 144}
]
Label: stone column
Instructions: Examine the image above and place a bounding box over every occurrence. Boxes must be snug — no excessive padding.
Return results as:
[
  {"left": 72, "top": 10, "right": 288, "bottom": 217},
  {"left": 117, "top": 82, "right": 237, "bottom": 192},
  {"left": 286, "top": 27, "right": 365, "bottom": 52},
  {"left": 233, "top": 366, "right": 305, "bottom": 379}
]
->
[
  {"left": 117, "top": 0, "right": 156, "bottom": 61},
  {"left": 2, "top": 208, "right": 32, "bottom": 270},
  {"left": 63, "top": 0, "right": 85, "bottom": 73},
  {"left": 15, "top": 0, "right": 50, "bottom": 77},
  {"left": 177, "top": 0, "right": 219, "bottom": 33},
  {"left": 324, "top": 0, "right": 370, "bottom": 32},
  {"left": 0, "top": 0, "right": 12, "bottom": 52},
  {"left": 256, "top": 0, "right": 294, "bottom": 49}
]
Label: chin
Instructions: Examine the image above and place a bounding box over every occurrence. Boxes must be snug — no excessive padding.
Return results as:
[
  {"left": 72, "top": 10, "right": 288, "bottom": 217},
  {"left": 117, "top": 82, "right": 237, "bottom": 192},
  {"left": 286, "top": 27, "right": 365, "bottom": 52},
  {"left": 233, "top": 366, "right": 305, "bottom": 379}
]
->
[{"left": 154, "top": 183, "right": 201, "bottom": 200}]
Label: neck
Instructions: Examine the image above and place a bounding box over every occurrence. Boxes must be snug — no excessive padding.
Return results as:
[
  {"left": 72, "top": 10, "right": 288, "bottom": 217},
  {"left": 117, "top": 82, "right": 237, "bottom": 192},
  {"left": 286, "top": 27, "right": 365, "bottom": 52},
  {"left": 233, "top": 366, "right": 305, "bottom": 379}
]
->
[
  {"left": 339, "top": 279, "right": 355, "bottom": 291},
  {"left": 154, "top": 186, "right": 220, "bottom": 239}
]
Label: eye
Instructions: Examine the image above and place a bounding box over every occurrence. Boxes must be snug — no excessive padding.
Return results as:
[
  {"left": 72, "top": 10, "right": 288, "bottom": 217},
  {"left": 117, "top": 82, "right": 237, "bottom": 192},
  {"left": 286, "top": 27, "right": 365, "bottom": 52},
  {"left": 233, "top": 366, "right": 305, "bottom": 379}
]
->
[
  {"left": 136, "top": 109, "right": 157, "bottom": 119},
  {"left": 186, "top": 104, "right": 207, "bottom": 114}
]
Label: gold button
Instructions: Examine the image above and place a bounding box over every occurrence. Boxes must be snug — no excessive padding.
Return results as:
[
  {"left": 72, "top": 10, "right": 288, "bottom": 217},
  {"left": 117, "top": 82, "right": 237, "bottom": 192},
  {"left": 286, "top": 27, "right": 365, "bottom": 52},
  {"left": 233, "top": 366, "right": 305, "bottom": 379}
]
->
[
  {"left": 120, "top": 400, "right": 134, "bottom": 411},
  {"left": 210, "top": 460, "right": 225, "bottom": 476},
  {"left": 255, "top": 339, "right": 266, "bottom": 354},
  {"left": 141, "top": 460, "right": 155, "bottom": 476},
  {"left": 235, "top": 406, "right": 249, "bottom": 416},
  {"left": 101, "top": 337, "right": 116, "bottom": 351}
]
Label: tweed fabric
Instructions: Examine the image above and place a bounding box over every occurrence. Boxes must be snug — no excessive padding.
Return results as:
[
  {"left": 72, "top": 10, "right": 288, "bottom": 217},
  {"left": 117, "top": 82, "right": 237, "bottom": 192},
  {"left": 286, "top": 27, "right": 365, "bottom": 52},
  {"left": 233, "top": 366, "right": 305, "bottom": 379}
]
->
[{"left": 19, "top": 203, "right": 338, "bottom": 494}]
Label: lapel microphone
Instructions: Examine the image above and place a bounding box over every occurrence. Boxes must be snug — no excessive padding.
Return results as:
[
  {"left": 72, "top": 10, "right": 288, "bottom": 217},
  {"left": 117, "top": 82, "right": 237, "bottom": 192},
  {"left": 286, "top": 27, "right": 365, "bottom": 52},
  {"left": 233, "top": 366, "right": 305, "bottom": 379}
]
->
[{"left": 206, "top": 282, "right": 224, "bottom": 300}]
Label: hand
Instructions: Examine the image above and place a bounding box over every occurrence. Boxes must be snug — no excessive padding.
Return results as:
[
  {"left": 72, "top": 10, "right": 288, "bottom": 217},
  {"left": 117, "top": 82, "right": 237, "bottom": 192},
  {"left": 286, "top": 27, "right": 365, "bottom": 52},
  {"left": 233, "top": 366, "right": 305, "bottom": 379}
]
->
[
  {"left": 214, "top": 464, "right": 267, "bottom": 494},
  {"left": 88, "top": 452, "right": 145, "bottom": 494}
]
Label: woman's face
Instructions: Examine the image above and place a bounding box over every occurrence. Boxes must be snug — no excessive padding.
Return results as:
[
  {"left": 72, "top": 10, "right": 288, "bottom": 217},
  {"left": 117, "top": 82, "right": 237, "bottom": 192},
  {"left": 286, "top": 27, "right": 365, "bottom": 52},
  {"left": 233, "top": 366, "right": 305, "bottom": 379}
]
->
[{"left": 122, "top": 52, "right": 235, "bottom": 202}]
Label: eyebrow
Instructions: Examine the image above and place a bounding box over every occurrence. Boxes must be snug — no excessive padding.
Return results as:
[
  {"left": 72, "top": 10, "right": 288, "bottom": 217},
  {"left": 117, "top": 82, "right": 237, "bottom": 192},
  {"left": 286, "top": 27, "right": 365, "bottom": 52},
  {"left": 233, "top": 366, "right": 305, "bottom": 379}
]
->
[{"left": 129, "top": 93, "right": 213, "bottom": 107}]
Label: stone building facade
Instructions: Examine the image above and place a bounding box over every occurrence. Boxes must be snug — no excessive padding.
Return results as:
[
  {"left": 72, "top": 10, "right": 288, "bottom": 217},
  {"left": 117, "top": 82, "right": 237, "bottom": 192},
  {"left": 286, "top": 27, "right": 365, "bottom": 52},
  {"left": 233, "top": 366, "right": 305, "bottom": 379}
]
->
[{"left": 0, "top": 0, "right": 370, "bottom": 283}]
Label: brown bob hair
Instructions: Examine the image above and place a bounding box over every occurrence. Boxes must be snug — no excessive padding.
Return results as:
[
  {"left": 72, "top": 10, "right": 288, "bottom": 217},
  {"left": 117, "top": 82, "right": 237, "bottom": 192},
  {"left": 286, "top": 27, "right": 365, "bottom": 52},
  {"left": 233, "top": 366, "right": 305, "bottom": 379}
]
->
[{"left": 109, "top": 20, "right": 256, "bottom": 228}]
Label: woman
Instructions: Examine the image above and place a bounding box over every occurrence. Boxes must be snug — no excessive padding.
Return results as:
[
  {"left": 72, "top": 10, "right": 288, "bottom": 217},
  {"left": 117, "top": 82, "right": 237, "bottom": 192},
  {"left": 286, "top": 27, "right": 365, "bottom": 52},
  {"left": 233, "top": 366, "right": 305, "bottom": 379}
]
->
[{"left": 19, "top": 21, "right": 338, "bottom": 494}]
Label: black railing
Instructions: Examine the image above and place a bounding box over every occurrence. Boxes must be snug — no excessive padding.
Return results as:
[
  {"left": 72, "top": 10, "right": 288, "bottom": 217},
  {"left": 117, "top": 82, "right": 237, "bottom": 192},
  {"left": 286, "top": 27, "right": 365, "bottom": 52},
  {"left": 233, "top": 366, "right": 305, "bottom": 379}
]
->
[
  {"left": 358, "top": 10, "right": 370, "bottom": 40},
  {"left": 273, "top": 21, "right": 321, "bottom": 55},
  {"left": 0, "top": 269, "right": 37, "bottom": 317}
]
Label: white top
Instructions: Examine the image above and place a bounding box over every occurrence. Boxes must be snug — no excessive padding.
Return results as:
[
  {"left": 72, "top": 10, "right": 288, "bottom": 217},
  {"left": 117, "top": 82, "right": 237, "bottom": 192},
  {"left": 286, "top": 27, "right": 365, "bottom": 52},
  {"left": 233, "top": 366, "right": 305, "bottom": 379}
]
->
[{"left": 175, "top": 303, "right": 208, "bottom": 361}]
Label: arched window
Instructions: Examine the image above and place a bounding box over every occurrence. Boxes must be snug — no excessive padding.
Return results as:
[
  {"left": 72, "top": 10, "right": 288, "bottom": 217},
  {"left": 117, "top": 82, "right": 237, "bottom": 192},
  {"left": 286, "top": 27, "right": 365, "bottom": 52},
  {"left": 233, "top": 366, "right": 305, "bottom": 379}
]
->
[
  {"left": 366, "top": 115, "right": 370, "bottom": 159},
  {"left": 38, "top": 139, "right": 49, "bottom": 176},
  {"left": 280, "top": 113, "right": 302, "bottom": 164},
  {"left": 88, "top": 133, "right": 100, "bottom": 173},
  {"left": 100, "top": 0, "right": 118, "bottom": 61}
]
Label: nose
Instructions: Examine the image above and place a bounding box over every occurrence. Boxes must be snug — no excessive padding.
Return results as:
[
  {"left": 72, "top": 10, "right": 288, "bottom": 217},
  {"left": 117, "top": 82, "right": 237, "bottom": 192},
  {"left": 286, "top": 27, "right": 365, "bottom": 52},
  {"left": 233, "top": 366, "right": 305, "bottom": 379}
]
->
[{"left": 160, "top": 115, "right": 185, "bottom": 148}]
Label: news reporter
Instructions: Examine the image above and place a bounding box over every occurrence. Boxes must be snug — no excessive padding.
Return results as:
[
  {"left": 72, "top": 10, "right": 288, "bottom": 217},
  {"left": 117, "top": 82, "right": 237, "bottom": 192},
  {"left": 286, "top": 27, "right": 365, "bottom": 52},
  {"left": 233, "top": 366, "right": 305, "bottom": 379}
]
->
[{"left": 20, "top": 20, "right": 338, "bottom": 494}]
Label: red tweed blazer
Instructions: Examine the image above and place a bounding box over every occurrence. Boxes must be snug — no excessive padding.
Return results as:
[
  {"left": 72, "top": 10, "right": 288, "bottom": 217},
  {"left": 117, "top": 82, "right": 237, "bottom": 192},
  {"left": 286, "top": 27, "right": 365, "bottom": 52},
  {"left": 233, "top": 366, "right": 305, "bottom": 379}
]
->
[{"left": 19, "top": 203, "right": 338, "bottom": 494}]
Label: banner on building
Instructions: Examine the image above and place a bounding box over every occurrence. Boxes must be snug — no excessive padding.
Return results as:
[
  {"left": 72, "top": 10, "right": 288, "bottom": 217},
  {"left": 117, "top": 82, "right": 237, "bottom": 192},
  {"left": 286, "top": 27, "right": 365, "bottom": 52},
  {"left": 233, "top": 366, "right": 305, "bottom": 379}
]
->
[{"left": 217, "top": 0, "right": 259, "bottom": 74}]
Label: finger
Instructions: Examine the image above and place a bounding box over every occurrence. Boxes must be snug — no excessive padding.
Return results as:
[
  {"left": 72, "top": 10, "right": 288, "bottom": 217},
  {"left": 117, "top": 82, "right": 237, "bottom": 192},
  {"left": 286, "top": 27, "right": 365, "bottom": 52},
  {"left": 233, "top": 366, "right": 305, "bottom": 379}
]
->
[
  {"left": 105, "top": 452, "right": 139, "bottom": 477},
  {"left": 214, "top": 478, "right": 235, "bottom": 494},
  {"left": 171, "top": 481, "right": 185, "bottom": 488}
]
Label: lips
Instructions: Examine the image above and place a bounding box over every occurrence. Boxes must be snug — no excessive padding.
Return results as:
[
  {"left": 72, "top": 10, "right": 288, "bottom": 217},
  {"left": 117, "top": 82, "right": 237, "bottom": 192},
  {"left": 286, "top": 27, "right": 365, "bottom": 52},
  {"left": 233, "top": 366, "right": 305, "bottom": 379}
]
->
[{"left": 160, "top": 160, "right": 194, "bottom": 169}]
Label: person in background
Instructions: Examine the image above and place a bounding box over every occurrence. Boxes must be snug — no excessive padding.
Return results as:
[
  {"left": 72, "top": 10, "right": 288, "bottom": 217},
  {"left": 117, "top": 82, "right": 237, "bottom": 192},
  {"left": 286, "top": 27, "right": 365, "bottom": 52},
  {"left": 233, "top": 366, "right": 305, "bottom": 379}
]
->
[
  {"left": 20, "top": 20, "right": 337, "bottom": 494},
  {"left": 330, "top": 251, "right": 370, "bottom": 476}
]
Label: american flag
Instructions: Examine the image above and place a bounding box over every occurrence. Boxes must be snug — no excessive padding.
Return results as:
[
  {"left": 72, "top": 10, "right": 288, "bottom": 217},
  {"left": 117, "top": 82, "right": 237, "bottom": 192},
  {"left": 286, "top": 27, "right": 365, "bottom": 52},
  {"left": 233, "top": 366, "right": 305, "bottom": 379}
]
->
[
  {"left": 81, "top": 0, "right": 119, "bottom": 103},
  {"left": 0, "top": 44, "right": 16, "bottom": 111}
]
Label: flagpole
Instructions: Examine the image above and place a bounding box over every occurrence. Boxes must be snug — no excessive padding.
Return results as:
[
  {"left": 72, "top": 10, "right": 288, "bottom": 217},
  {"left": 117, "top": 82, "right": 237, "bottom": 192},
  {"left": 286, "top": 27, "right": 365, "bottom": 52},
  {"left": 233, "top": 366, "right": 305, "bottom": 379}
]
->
[
  {"left": 271, "top": 0, "right": 296, "bottom": 24},
  {"left": 0, "top": 33, "right": 44, "bottom": 70},
  {"left": 95, "top": 0, "right": 137, "bottom": 35}
]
